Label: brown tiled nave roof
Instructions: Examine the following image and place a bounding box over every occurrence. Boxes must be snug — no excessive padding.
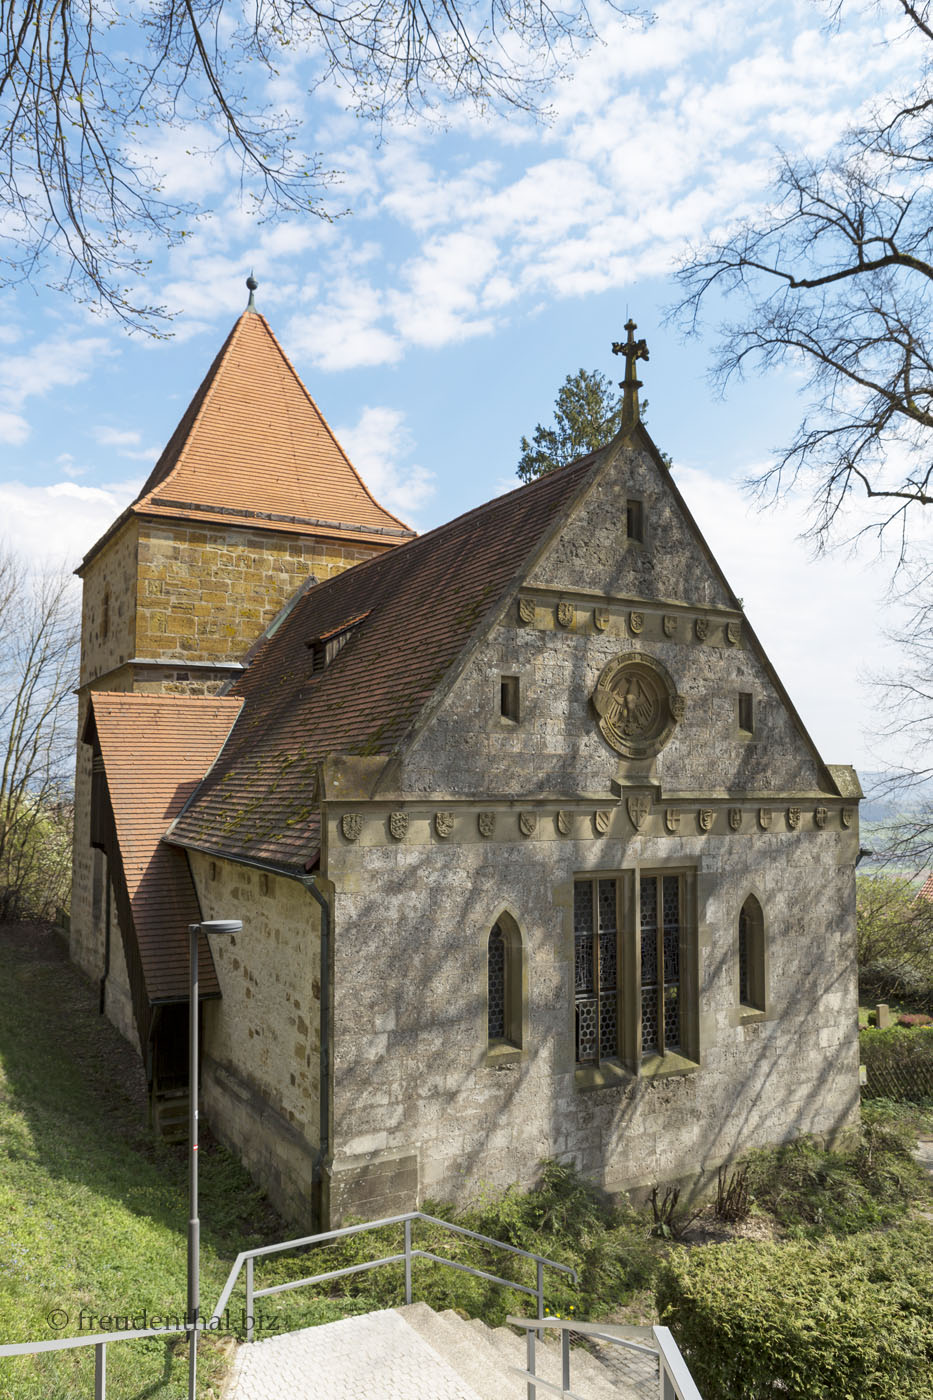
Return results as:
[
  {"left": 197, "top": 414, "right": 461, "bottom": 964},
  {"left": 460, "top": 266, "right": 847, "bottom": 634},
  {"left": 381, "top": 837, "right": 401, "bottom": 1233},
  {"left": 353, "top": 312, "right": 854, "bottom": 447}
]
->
[
  {"left": 81, "top": 311, "right": 414, "bottom": 568},
  {"left": 89, "top": 693, "right": 243, "bottom": 1002},
  {"left": 169, "top": 451, "right": 602, "bottom": 871}
]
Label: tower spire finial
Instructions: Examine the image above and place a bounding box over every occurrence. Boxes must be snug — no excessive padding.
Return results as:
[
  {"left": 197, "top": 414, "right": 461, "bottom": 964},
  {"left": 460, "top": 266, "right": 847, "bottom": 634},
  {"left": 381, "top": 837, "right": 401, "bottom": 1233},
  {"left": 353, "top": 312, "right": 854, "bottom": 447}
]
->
[
  {"left": 611, "top": 319, "right": 649, "bottom": 428},
  {"left": 246, "top": 271, "right": 258, "bottom": 310}
]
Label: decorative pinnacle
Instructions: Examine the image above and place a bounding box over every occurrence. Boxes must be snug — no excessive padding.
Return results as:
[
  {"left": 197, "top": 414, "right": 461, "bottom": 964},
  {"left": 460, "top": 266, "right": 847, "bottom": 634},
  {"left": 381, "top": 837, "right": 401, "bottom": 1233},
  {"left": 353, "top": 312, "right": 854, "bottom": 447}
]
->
[
  {"left": 611, "top": 319, "right": 649, "bottom": 428},
  {"left": 246, "top": 272, "right": 258, "bottom": 310}
]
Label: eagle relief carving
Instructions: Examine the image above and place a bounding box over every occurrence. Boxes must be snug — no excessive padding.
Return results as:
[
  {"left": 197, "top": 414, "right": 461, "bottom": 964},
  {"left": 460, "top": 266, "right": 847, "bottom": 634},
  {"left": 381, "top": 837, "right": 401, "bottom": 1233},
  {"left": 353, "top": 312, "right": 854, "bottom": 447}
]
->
[
  {"left": 557, "top": 601, "right": 574, "bottom": 628},
  {"left": 341, "top": 812, "right": 363, "bottom": 842},
  {"left": 591, "top": 652, "right": 679, "bottom": 759}
]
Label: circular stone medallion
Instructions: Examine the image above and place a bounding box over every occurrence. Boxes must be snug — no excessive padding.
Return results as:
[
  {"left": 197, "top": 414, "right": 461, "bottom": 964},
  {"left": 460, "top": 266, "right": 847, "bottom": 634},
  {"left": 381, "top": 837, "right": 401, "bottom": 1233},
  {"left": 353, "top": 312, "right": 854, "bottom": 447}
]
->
[{"left": 591, "top": 652, "right": 680, "bottom": 759}]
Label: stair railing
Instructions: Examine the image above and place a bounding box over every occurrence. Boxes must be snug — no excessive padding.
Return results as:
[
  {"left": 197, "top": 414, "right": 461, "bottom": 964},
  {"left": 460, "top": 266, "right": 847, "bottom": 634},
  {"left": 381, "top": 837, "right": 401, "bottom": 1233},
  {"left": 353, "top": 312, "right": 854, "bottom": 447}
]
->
[
  {"left": 211, "top": 1211, "right": 577, "bottom": 1340},
  {"left": 506, "top": 1314, "right": 703, "bottom": 1400},
  {"left": 0, "top": 1324, "right": 188, "bottom": 1400}
]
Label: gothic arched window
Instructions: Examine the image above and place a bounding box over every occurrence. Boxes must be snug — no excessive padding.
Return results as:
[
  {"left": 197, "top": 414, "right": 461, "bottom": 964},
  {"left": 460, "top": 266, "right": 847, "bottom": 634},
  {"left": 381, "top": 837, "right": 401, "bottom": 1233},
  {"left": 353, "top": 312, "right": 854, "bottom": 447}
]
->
[
  {"left": 738, "top": 895, "right": 766, "bottom": 1012},
  {"left": 488, "top": 917, "right": 521, "bottom": 1050}
]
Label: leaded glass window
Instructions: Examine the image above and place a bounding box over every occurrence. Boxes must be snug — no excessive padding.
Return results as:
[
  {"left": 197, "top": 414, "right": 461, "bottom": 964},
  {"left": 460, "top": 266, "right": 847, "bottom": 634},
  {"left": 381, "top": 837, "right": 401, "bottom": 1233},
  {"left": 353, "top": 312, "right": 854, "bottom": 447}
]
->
[
  {"left": 738, "top": 896, "right": 765, "bottom": 1011},
  {"left": 639, "top": 873, "right": 683, "bottom": 1058},
  {"left": 488, "top": 924, "right": 506, "bottom": 1040},
  {"left": 574, "top": 878, "right": 619, "bottom": 1064}
]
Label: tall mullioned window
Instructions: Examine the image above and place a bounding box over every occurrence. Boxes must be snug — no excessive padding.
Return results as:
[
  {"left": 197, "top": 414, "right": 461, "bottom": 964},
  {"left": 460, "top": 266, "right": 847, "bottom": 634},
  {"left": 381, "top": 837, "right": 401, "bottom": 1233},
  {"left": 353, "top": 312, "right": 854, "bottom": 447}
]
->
[
  {"left": 738, "top": 895, "right": 766, "bottom": 1012},
  {"left": 640, "top": 874, "right": 682, "bottom": 1056},
  {"left": 574, "top": 879, "right": 619, "bottom": 1064},
  {"left": 573, "top": 870, "right": 696, "bottom": 1070}
]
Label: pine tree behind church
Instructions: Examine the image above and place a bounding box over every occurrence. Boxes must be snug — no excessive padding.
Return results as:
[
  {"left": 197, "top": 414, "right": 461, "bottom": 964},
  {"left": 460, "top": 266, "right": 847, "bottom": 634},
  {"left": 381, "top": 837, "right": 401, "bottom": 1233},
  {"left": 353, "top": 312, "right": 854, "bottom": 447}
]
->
[{"left": 517, "top": 369, "right": 624, "bottom": 482}]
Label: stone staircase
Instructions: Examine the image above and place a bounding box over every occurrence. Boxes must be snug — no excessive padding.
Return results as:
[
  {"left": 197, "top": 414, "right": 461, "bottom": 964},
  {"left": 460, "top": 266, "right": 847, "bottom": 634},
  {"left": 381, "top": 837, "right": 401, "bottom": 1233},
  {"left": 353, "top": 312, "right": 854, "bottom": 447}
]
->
[
  {"left": 397, "top": 1301, "right": 658, "bottom": 1399},
  {"left": 224, "top": 1303, "right": 661, "bottom": 1399}
]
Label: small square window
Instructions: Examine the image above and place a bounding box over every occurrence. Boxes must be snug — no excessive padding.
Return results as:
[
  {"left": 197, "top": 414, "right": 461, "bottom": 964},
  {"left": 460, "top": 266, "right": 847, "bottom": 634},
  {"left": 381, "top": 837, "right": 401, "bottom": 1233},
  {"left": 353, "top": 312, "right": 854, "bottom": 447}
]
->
[
  {"left": 500, "top": 675, "right": 520, "bottom": 722},
  {"left": 626, "top": 500, "right": 644, "bottom": 542},
  {"left": 738, "top": 692, "right": 754, "bottom": 734}
]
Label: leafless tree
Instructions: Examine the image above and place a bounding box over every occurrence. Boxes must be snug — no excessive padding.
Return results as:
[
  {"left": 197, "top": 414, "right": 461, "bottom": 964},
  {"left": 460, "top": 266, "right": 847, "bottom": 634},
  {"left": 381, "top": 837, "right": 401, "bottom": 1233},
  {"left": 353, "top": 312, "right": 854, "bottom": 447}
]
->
[
  {"left": 0, "top": 0, "right": 637, "bottom": 333},
  {"left": 0, "top": 549, "right": 79, "bottom": 922},
  {"left": 673, "top": 0, "right": 933, "bottom": 560}
]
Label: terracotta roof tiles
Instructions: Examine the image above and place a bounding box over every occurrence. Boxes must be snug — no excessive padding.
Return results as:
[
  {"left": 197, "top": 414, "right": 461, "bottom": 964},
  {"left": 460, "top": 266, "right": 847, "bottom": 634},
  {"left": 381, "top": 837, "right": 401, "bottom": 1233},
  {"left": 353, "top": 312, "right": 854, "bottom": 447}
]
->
[
  {"left": 89, "top": 693, "right": 243, "bottom": 1001},
  {"left": 81, "top": 311, "right": 413, "bottom": 568}
]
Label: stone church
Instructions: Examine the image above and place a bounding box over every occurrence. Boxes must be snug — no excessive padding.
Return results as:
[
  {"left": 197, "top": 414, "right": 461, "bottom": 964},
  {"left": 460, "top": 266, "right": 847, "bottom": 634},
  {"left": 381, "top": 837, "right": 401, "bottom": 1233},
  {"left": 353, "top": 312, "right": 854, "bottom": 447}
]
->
[{"left": 71, "top": 297, "right": 863, "bottom": 1228}]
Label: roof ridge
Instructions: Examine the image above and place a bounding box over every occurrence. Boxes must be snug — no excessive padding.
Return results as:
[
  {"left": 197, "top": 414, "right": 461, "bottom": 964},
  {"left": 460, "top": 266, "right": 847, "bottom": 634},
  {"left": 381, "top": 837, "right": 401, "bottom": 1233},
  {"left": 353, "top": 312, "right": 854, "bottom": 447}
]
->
[
  {"left": 255, "top": 314, "right": 412, "bottom": 534},
  {"left": 134, "top": 314, "right": 253, "bottom": 510}
]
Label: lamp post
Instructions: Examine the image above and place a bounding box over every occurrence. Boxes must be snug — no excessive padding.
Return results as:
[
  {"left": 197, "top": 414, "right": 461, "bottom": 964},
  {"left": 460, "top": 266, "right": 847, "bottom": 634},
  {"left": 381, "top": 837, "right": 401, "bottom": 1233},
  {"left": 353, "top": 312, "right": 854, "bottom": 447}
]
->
[{"left": 188, "top": 918, "right": 241, "bottom": 1400}]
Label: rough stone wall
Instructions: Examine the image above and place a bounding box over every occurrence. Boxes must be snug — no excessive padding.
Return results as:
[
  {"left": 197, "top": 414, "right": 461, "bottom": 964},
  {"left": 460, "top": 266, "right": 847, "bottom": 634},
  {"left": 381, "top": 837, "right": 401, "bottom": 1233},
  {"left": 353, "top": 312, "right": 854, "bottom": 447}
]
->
[
  {"left": 79, "top": 521, "right": 139, "bottom": 688},
  {"left": 190, "top": 852, "right": 323, "bottom": 1227},
  {"left": 325, "top": 817, "right": 859, "bottom": 1219},
  {"left": 135, "top": 523, "right": 379, "bottom": 666}
]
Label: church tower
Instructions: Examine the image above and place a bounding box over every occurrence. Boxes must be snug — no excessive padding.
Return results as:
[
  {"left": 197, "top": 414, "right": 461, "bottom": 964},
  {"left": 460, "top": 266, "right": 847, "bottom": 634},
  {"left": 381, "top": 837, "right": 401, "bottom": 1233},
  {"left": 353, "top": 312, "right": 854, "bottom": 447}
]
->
[{"left": 72, "top": 295, "right": 414, "bottom": 1041}]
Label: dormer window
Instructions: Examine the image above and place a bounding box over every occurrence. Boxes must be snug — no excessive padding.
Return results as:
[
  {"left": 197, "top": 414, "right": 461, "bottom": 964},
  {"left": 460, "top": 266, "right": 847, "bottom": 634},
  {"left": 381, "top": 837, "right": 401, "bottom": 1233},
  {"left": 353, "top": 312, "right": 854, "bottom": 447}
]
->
[{"left": 307, "top": 612, "right": 370, "bottom": 674}]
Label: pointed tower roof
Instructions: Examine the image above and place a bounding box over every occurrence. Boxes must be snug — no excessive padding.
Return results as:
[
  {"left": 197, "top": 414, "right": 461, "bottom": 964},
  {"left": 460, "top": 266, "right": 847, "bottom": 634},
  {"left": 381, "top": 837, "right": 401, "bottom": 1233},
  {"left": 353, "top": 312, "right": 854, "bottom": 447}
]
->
[{"left": 81, "top": 308, "right": 414, "bottom": 569}]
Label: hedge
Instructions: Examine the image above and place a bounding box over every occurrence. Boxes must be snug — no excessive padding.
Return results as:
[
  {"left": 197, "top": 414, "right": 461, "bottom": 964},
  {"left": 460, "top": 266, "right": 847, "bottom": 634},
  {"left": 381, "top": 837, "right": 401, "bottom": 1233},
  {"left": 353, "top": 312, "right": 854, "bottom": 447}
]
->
[
  {"left": 656, "top": 1222, "right": 933, "bottom": 1399},
  {"left": 860, "top": 1026, "right": 933, "bottom": 1100}
]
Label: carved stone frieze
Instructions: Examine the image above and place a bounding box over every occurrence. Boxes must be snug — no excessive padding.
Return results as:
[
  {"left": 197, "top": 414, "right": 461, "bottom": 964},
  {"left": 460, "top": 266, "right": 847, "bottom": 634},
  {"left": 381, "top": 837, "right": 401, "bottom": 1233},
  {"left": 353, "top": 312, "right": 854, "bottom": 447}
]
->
[
  {"left": 728, "top": 807, "right": 742, "bottom": 831},
  {"left": 388, "top": 811, "right": 408, "bottom": 840},
  {"left": 671, "top": 695, "right": 685, "bottom": 722},
  {"left": 518, "top": 598, "right": 535, "bottom": 625},
  {"left": 519, "top": 811, "right": 537, "bottom": 838},
  {"left": 814, "top": 806, "right": 828, "bottom": 829},
  {"left": 663, "top": 614, "right": 678, "bottom": 638},
  {"left": 593, "top": 608, "right": 610, "bottom": 631},
  {"left": 695, "top": 616, "right": 709, "bottom": 642},
  {"left": 556, "top": 810, "right": 571, "bottom": 836},
  {"left": 665, "top": 808, "right": 680, "bottom": 834},
  {"left": 341, "top": 812, "right": 363, "bottom": 842},
  {"left": 842, "top": 807, "right": 854, "bottom": 829},
  {"left": 435, "top": 811, "right": 455, "bottom": 838},
  {"left": 759, "top": 808, "right": 772, "bottom": 830},
  {"left": 727, "top": 620, "right": 742, "bottom": 646},
  {"left": 557, "top": 601, "right": 574, "bottom": 628},
  {"left": 478, "top": 811, "right": 496, "bottom": 838},
  {"left": 627, "top": 794, "right": 649, "bottom": 831},
  {"left": 787, "top": 807, "right": 801, "bottom": 831},
  {"left": 594, "top": 809, "right": 611, "bottom": 836},
  {"left": 698, "top": 808, "right": 714, "bottom": 832},
  {"left": 629, "top": 611, "right": 644, "bottom": 635}
]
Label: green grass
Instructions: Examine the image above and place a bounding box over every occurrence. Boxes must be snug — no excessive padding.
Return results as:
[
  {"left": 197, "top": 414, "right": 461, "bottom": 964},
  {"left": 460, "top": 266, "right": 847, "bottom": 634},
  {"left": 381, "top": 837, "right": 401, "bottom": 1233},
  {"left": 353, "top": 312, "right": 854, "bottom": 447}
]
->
[{"left": 0, "top": 927, "right": 370, "bottom": 1399}]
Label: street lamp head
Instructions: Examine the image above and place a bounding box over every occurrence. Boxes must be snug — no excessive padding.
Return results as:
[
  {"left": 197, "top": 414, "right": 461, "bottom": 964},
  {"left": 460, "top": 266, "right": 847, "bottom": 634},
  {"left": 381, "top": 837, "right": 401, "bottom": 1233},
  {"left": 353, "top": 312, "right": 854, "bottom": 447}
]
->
[{"left": 190, "top": 919, "right": 243, "bottom": 935}]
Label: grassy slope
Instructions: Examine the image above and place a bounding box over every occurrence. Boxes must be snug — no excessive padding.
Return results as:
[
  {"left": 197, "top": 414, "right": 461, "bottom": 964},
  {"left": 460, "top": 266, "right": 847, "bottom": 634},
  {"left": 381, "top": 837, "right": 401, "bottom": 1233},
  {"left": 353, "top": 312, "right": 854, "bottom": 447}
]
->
[{"left": 0, "top": 924, "right": 357, "bottom": 1400}]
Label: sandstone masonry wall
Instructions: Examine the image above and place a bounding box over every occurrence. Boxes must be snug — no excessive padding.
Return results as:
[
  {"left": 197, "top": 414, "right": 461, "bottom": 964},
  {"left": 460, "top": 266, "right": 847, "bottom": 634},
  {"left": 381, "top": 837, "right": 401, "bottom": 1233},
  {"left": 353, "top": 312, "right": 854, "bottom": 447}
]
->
[{"left": 191, "top": 852, "right": 323, "bottom": 1227}]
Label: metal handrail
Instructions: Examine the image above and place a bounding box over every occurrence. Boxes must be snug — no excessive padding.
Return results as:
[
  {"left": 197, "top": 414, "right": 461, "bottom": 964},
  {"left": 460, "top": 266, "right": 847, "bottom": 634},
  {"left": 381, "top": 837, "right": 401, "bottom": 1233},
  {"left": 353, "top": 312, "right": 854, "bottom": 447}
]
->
[
  {"left": 0, "top": 1324, "right": 188, "bottom": 1400},
  {"left": 212, "top": 1210, "right": 578, "bottom": 1340},
  {"left": 506, "top": 1313, "right": 704, "bottom": 1400}
]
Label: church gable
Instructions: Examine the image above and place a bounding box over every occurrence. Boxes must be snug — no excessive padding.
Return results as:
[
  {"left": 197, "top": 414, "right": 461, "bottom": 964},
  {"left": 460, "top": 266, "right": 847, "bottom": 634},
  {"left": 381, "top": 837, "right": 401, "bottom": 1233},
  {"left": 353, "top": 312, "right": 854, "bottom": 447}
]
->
[{"left": 400, "top": 432, "right": 832, "bottom": 801}]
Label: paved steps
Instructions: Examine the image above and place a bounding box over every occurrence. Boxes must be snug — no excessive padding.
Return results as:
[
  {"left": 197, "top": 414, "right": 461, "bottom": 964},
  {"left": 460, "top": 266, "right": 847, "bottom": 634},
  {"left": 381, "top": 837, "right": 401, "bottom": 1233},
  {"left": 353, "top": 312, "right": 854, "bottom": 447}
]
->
[{"left": 223, "top": 1302, "right": 661, "bottom": 1399}]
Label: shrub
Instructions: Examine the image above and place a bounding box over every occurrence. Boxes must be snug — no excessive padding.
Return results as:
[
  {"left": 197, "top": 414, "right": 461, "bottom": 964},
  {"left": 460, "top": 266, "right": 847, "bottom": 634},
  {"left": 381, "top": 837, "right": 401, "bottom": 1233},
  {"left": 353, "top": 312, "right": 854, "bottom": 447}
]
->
[
  {"left": 899, "top": 1013, "right": 933, "bottom": 1028},
  {"left": 656, "top": 1222, "right": 933, "bottom": 1400},
  {"left": 743, "top": 1117, "right": 929, "bottom": 1235}
]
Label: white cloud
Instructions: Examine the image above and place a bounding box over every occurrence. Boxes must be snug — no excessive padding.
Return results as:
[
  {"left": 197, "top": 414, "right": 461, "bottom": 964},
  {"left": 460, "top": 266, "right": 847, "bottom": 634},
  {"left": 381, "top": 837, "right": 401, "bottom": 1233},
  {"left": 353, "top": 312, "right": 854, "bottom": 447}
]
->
[
  {"left": 94, "top": 426, "right": 142, "bottom": 448},
  {"left": 0, "top": 410, "right": 30, "bottom": 444},
  {"left": 0, "top": 478, "right": 142, "bottom": 574},
  {"left": 0, "top": 335, "right": 113, "bottom": 408},
  {"left": 672, "top": 462, "right": 917, "bottom": 773},
  {"left": 334, "top": 405, "right": 435, "bottom": 522}
]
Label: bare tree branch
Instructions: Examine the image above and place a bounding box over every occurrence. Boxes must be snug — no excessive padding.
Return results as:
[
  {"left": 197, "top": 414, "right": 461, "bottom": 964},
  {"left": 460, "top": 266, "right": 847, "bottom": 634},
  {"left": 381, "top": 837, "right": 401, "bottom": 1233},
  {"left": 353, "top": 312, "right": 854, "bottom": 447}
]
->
[
  {"left": 0, "top": 0, "right": 641, "bottom": 331},
  {"left": 671, "top": 0, "right": 933, "bottom": 558}
]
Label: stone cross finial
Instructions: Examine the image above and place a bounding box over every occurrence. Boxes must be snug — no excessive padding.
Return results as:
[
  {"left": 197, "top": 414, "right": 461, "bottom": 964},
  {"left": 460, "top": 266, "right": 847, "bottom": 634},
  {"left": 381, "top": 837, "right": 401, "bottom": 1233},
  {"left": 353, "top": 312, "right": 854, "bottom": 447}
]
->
[
  {"left": 246, "top": 272, "right": 258, "bottom": 310},
  {"left": 612, "top": 319, "right": 649, "bottom": 428}
]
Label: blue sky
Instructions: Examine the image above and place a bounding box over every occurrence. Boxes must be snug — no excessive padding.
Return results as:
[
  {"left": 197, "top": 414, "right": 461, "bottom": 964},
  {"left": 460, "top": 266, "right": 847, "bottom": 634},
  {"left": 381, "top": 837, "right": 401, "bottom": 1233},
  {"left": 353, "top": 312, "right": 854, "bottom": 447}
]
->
[{"left": 0, "top": 0, "right": 927, "bottom": 776}]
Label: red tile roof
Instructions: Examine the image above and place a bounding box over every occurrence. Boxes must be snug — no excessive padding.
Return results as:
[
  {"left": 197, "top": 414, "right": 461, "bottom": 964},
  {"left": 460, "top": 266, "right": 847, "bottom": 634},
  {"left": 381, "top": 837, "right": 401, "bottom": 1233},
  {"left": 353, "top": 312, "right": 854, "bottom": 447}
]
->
[
  {"left": 89, "top": 693, "right": 243, "bottom": 1001},
  {"left": 918, "top": 874, "right": 933, "bottom": 902},
  {"left": 81, "top": 311, "right": 414, "bottom": 569},
  {"left": 169, "top": 451, "right": 603, "bottom": 870}
]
